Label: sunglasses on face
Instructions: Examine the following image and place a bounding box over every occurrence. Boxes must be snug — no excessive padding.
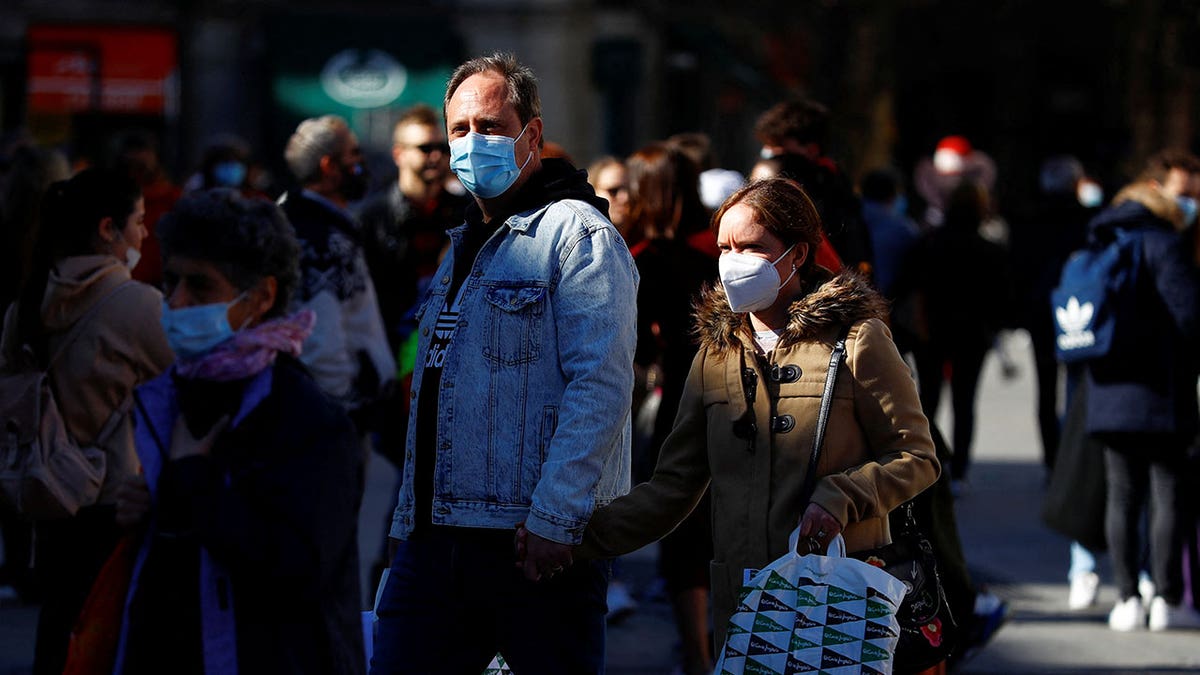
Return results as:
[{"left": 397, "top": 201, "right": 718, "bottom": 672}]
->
[{"left": 412, "top": 142, "right": 450, "bottom": 154}]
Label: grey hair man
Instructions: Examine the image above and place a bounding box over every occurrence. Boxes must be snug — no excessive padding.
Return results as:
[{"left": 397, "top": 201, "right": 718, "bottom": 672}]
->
[
  {"left": 370, "top": 54, "right": 638, "bottom": 674},
  {"left": 278, "top": 115, "right": 393, "bottom": 431}
]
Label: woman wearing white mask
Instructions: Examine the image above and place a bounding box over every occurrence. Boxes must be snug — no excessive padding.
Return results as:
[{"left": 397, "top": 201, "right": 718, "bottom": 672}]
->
[
  {"left": 0, "top": 168, "right": 173, "bottom": 675},
  {"left": 569, "top": 177, "right": 940, "bottom": 651},
  {"left": 110, "top": 189, "right": 365, "bottom": 674}
]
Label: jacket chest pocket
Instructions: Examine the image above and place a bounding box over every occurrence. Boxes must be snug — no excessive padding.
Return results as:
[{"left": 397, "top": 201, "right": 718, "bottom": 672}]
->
[{"left": 482, "top": 283, "right": 547, "bottom": 366}]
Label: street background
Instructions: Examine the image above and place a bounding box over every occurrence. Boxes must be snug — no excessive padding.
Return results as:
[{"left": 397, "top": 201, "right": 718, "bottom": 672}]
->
[{"left": 2, "top": 331, "right": 1199, "bottom": 673}]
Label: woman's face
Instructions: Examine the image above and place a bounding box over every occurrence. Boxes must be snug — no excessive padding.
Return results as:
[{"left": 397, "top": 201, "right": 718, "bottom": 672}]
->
[
  {"left": 594, "top": 164, "right": 630, "bottom": 230},
  {"left": 163, "top": 256, "right": 268, "bottom": 329},
  {"left": 105, "top": 197, "right": 146, "bottom": 262},
  {"left": 717, "top": 204, "right": 789, "bottom": 262}
]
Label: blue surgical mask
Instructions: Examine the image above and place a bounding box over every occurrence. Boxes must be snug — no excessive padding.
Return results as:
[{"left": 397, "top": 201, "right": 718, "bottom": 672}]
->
[
  {"left": 449, "top": 122, "right": 532, "bottom": 198},
  {"left": 212, "top": 161, "right": 247, "bottom": 188},
  {"left": 161, "top": 295, "right": 244, "bottom": 360},
  {"left": 1177, "top": 195, "right": 1198, "bottom": 227}
]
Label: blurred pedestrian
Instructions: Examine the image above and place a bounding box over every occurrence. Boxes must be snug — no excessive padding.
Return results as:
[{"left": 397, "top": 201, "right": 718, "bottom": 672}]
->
[
  {"left": 370, "top": 53, "right": 638, "bottom": 675},
  {"left": 1013, "top": 155, "right": 1097, "bottom": 472},
  {"left": 667, "top": 131, "right": 745, "bottom": 212},
  {"left": 0, "top": 168, "right": 172, "bottom": 675},
  {"left": 111, "top": 188, "right": 365, "bottom": 673},
  {"left": 754, "top": 99, "right": 873, "bottom": 272},
  {"left": 625, "top": 141, "right": 718, "bottom": 675},
  {"left": 569, "top": 177, "right": 939, "bottom": 656},
  {"left": 859, "top": 167, "right": 919, "bottom": 300},
  {"left": 113, "top": 130, "right": 181, "bottom": 289},
  {"left": 1083, "top": 150, "right": 1200, "bottom": 631},
  {"left": 900, "top": 180, "right": 1014, "bottom": 494},
  {"left": 587, "top": 156, "right": 632, "bottom": 242},
  {"left": 279, "top": 116, "right": 394, "bottom": 433}
]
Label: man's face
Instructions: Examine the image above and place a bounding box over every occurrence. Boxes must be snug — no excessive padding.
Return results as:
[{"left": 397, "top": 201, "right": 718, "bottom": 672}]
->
[
  {"left": 334, "top": 130, "right": 368, "bottom": 201},
  {"left": 445, "top": 71, "right": 541, "bottom": 198},
  {"left": 394, "top": 122, "right": 450, "bottom": 185},
  {"left": 1162, "top": 168, "right": 1200, "bottom": 200}
]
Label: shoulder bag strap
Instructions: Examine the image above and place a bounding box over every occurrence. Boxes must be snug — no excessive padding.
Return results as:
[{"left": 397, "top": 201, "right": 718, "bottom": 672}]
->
[
  {"left": 800, "top": 324, "right": 851, "bottom": 505},
  {"left": 45, "top": 279, "right": 138, "bottom": 371}
]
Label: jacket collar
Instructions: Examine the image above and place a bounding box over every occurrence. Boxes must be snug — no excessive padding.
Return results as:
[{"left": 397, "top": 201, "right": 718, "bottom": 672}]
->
[{"left": 693, "top": 270, "right": 889, "bottom": 355}]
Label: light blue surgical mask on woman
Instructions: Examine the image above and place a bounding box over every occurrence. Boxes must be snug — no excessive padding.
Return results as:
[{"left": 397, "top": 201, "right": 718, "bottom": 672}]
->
[
  {"left": 449, "top": 122, "right": 532, "bottom": 198},
  {"left": 161, "top": 294, "right": 246, "bottom": 360}
]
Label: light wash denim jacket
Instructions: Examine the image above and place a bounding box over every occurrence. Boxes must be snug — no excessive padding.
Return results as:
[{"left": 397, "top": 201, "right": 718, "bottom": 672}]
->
[{"left": 389, "top": 198, "right": 638, "bottom": 545}]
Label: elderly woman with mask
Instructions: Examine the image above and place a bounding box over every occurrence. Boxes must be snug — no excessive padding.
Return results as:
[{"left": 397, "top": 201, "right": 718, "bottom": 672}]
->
[
  {"left": 557, "top": 177, "right": 940, "bottom": 651},
  {"left": 112, "top": 189, "right": 364, "bottom": 675}
]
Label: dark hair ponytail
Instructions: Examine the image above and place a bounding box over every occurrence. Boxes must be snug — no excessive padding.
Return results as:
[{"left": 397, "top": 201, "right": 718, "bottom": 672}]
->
[{"left": 14, "top": 169, "right": 141, "bottom": 358}]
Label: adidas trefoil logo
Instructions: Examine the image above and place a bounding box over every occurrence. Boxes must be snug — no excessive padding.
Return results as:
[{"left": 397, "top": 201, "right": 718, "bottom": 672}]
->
[{"left": 1056, "top": 296, "right": 1095, "bottom": 350}]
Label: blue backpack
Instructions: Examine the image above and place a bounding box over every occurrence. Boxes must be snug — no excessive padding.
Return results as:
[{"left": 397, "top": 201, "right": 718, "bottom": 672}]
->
[{"left": 1051, "top": 227, "right": 1142, "bottom": 363}]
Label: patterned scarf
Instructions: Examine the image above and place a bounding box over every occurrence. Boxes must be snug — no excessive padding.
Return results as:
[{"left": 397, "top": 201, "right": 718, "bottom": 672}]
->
[{"left": 175, "top": 310, "right": 316, "bottom": 382}]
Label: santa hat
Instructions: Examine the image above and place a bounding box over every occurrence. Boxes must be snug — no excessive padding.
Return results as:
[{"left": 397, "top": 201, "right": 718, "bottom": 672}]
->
[{"left": 933, "top": 135, "right": 972, "bottom": 175}]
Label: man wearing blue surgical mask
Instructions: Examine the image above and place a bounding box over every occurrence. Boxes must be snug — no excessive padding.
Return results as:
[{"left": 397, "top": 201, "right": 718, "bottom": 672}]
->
[{"left": 370, "top": 54, "right": 638, "bottom": 675}]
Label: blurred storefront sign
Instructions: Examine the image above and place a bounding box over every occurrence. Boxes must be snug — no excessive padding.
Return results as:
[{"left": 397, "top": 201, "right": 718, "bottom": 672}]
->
[{"left": 27, "top": 25, "right": 178, "bottom": 115}]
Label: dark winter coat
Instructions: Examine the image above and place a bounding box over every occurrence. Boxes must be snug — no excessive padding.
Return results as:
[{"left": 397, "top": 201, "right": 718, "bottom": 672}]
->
[{"left": 1084, "top": 184, "right": 1200, "bottom": 436}]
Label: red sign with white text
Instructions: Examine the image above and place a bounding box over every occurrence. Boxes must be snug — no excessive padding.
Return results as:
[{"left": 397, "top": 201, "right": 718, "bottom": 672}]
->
[{"left": 27, "top": 25, "right": 177, "bottom": 114}]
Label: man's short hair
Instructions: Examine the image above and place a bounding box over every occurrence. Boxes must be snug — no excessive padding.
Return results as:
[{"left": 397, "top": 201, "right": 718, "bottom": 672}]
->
[
  {"left": 444, "top": 53, "right": 541, "bottom": 127},
  {"left": 392, "top": 104, "right": 442, "bottom": 146},
  {"left": 1140, "top": 148, "right": 1200, "bottom": 184},
  {"left": 754, "top": 99, "right": 830, "bottom": 150},
  {"left": 284, "top": 115, "right": 350, "bottom": 185}
]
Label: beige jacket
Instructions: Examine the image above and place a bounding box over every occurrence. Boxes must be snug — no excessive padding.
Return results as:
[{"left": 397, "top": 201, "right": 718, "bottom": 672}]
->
[
  {"left": 579, "top": 272, "right": 939, "bottom": 647},
  {"left": 1, "top": 255, "right": 173, "bottom": 503}
]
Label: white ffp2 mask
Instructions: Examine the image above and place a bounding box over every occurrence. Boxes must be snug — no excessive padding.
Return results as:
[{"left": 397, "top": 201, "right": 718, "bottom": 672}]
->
[{"left": 718, "top": 244, "right": 798, "bottom": 313}]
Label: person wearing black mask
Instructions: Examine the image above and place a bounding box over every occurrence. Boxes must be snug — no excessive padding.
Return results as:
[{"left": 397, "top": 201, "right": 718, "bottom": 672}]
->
[{"left": 278, "top": 115, "right": 393, "bottom": 436}]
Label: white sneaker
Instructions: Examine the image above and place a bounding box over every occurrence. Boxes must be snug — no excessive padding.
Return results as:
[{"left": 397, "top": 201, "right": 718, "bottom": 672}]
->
[
  {"left": 1108, "top": 596, "right": 1146, "bottom": 631},
  {"left": 1138, "top": 575, "right": 1156, "bottom": 608},
  {"left": 1068, "top": 572, "right": 1100, "bottom": 610},
  {"left": 1148, "top": 596, "right": 1200, "bottom": 631}
]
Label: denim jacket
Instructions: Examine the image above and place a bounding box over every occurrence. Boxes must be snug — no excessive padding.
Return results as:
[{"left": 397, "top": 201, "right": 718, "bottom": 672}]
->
[{"left": 390, "top": 197, "right": 638, "bottom": 544}]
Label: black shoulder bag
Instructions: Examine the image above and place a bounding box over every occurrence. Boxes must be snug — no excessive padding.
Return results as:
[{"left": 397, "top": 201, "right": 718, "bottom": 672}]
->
[{"left": 802, "top": 326, "right": 957, "bottom": 674}]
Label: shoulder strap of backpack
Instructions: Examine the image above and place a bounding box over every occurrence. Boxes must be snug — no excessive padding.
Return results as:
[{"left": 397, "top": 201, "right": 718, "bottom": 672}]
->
[{"left": 44, "top": 279, "right": 139, "bottom": 372}]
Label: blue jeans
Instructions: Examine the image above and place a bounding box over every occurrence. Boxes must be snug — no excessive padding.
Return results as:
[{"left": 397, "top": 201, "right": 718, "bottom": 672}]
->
[{"left": 370, "top": 527, "right": 609, "bottom": 675}]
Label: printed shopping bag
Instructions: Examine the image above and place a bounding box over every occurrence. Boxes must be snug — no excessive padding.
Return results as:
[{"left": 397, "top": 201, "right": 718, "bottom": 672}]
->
[{"left": 715, "top": 533, "right": 908, "bottom": 675}]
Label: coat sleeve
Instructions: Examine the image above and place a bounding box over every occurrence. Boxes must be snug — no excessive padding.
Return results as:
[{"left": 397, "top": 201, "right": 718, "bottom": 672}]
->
[
  {"left": 576, "top": 348, "right": 712, "bottom": 559},
  {"left": 1143, "top": 229, "right": 1200, "bottom": 343},
  {"left": 810, "top": 318, "right": 940, "bottom": 526}
]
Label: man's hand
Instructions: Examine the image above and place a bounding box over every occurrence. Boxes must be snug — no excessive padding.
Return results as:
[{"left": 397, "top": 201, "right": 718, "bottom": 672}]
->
[
  {"left": 114, "top": 474, "right": 151, "bottom": 529},
  {"left": 518, "top": 527, "right": 574, "bottom": 582},
  {"left": 797, "top": 502, "right": 842, "bottom": 554}
]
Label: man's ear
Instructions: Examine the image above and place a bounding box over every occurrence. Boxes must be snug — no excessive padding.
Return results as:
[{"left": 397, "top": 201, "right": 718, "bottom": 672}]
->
[
  {"left": 319, "top": 155, "right": 338, "bottom": 179},
  {"left": 526, "top": 117, "right": 544, "bottom": 151}
]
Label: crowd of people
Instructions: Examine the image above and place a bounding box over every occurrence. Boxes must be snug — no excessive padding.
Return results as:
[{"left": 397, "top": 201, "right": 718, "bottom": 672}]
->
[{"left": 0, "top": 49, "right": 1198, "bottom": 675}]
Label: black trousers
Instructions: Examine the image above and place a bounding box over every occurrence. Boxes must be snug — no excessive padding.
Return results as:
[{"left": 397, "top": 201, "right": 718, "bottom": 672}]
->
[{"left": 1101, "top": 434, "right": 1187, "bottom": 603}]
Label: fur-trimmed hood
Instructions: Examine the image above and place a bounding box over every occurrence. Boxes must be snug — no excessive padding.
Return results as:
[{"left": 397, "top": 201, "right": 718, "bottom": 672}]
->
[
  {"left": 1110, "top": 182, "right": 1188, "bottom": 230},
  {"left": 693, "top": 270, "right": 889, "bottom": 354}
]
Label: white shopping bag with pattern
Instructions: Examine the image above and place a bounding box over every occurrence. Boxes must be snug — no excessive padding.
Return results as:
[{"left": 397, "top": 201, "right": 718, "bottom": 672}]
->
[{"left": 715, "top": 532, "right": 907, "bottom": 675}]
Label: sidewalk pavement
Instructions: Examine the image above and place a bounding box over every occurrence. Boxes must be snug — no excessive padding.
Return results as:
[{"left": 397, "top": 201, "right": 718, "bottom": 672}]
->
[{"left": 2, "top": 332, "right": 1199, "bottom": 673}]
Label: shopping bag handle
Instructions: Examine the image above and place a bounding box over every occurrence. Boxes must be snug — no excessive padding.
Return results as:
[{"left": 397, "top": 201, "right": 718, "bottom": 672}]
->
[{"left": 789, "top": 528, "right": 847, "bottom": 557}]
